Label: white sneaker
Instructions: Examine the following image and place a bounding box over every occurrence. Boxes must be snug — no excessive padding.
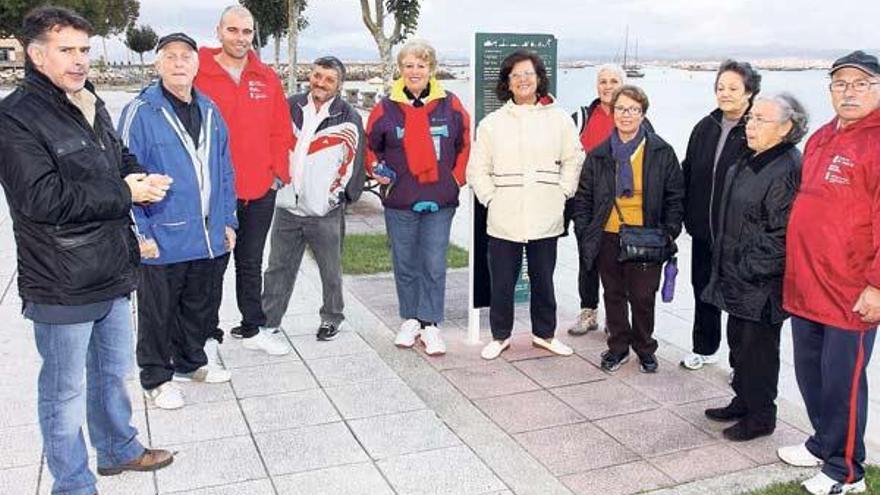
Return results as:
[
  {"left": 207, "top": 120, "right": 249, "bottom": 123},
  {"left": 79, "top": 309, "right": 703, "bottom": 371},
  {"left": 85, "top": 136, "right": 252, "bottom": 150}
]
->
[
  {"left": 568, "top": 308, "right": 600, "bottom": 335},
  {"left": 679, "top": 352, "right": 719, "bottom": 370},
  {"left": 419, "top": 325, "right": 446, "bottom": 355},
  {"left": 173, "top": 365, "right": 232, "bottom": 383},
  {"left": 145, "top": 382, "right": 184, "bottom": 410},
  {"left": 532, "top": 336, "right": 574, "bottom": 356},
  {"left": 394, "top": 319, "right": 421, "bottom": 348},
  {"left": 802, "top": 472, "right": 865, "bottom": 495},
  {"left": 481, "top": 339, "right": 510, "bottom": 360},
  {"left": 242, "top": 329, "right": 291, "bottom": 356},
  {"left": 778, "top": 443, "right": 823, "bottom": 467},
  {"left": 204, "top": 337, "right": 223, "bottom": 369}
]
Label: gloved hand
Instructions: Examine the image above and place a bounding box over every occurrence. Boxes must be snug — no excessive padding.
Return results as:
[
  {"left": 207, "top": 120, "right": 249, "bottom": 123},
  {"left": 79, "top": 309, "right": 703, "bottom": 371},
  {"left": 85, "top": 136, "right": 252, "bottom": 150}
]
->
[{"left": 412, "top": 201, "right": 439, "bottom": 213}]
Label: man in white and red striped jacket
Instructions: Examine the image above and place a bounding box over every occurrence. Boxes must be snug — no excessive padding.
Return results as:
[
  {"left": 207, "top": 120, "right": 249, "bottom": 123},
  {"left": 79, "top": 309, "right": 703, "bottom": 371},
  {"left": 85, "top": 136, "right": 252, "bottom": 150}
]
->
[{"left": 263, "top": 56, "right": 366, "bottom": 341}]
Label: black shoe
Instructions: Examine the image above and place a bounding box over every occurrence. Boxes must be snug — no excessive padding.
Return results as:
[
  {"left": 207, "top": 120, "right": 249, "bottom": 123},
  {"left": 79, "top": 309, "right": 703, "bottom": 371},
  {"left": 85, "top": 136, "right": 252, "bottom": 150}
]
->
[
  {"left": 316, "top": 321, "right": 340, "bottom": 341},
  {"left": 705, "top": 399, "right": 748, "bottom": 422},
  {"left": 230, "top": 326, "right": 245, "bottom": 339},
  {"left": 600, "top": 350, "right": 630, "bottom": 372},
  {"left": 722, "top": 418, "right": 775, "bottom": 442},
  {"left": 639, "top": 354, "right": 659, "bottom": 373}
]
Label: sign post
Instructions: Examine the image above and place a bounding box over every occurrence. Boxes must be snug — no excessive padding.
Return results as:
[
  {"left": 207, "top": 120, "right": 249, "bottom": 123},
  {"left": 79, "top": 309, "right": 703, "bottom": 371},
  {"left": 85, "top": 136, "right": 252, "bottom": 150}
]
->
[{"left": 467, "top": 33, "right": 558, "bottom": 344}]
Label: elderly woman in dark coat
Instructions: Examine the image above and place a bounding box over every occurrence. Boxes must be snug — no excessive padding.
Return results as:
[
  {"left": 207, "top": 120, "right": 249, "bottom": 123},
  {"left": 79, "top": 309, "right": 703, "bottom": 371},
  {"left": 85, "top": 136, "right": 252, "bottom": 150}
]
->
[{"left": 701, "top": 93, "right": 808, "bottom": 442}]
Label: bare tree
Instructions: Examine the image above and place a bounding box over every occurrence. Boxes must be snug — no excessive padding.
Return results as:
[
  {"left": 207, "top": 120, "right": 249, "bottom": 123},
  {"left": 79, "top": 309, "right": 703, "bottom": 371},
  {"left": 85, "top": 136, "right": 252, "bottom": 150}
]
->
[{"left": 359, "top": 0, "right": 420, "bottom": 93}]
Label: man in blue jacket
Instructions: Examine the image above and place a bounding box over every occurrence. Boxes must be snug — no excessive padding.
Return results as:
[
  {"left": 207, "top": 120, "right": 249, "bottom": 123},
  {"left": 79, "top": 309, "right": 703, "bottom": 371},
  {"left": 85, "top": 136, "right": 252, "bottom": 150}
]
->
[{"left": 119, "top": 32, "right": 238, "bottom": 410}]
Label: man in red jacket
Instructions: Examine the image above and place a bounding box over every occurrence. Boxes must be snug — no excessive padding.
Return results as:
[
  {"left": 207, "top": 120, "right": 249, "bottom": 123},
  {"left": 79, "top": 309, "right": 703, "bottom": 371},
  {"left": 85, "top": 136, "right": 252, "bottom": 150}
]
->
[
  {"left": 195, "top": 5, "right": 293, "bottom": 356},
  {"left": 780, "top": 50, "right": 880, "bottom": 495}
]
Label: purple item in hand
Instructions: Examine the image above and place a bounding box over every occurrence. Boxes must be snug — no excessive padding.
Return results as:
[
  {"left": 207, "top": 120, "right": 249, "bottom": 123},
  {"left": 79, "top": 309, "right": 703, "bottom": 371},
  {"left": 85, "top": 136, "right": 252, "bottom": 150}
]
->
[{"left": 661, "top": 257, "right": 678, "bottom": 303}]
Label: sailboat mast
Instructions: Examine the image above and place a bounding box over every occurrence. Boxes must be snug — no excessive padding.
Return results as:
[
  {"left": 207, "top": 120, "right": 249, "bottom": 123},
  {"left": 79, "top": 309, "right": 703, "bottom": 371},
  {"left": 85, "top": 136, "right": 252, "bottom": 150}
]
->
[{"left": 623, "top": 26, "right": 629, "bottom": 67}]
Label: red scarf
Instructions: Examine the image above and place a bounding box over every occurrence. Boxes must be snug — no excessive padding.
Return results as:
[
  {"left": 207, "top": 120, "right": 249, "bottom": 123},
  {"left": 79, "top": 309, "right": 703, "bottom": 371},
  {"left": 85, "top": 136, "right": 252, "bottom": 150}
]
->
[{"left": 400, "top": 102, "right": 440, "bottom": 184}]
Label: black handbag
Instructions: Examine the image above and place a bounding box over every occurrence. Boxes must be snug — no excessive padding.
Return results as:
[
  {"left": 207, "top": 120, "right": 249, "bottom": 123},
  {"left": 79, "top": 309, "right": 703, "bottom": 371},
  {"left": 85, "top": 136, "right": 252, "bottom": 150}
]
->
[{"left": 612, "top": 200, "right": 675, "bottom": 263}]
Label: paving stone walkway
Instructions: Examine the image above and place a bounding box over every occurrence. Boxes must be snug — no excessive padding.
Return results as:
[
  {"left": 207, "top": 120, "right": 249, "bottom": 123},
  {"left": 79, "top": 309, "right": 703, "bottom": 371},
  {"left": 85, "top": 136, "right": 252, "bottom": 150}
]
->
[{"left": 0, "top": 190, "right": 875, "bottom": 494}]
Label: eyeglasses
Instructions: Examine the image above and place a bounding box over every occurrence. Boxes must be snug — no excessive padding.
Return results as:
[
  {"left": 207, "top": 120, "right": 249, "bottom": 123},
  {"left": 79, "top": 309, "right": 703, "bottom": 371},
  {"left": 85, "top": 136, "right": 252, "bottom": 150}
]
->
[
  {"left": 744, "top": 114, "right": 778, "bottom": 126},
  {"left": 829, "top": 79, "right": 880, "bottom": 93},
  {"left": 509, "top": 71, "right": 536, "bottom": 80},
  {"left": 613, "top": 106, "right": 643, "bottom": 116}
]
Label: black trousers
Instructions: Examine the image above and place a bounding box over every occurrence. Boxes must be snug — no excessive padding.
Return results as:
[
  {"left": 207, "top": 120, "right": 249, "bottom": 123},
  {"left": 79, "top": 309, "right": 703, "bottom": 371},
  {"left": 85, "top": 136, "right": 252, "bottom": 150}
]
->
[
  {"left": 233, "top": 189, "right": 276, "bottom": 337},
  {"left": 137, "top": 256, "right": 226, "bottom": 390},
  {"left": 576, "top": 239, "right": 600, "bottom": 309},
  {"left": 691, "top": 238, "right": 723, "bottom": 355},
  {"left": 793, "top": 317, "right": 876, "bottom": 484},
  {"left": 728, "top": 315, "right": 782, "bottom": 426},
  {"left": 597, "top": 233, "right": 661, "bottom": 357},
  {"left": 488, "top": 236, "right": 558, "bottom": 341}
]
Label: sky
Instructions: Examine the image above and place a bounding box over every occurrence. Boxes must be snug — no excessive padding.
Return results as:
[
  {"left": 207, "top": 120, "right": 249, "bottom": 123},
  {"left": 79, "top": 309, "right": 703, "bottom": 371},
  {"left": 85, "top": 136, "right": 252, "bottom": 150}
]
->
[{"left": 98, "top": 0, "right": 880, "bottom": 63}]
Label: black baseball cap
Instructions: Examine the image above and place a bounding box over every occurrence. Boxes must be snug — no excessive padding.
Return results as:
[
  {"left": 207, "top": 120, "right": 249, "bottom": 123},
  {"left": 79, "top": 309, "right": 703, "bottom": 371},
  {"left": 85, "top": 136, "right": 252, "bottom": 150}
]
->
[
  {"left": 155, "top": 32, "right": 198, "bottom": 53},
  {"left": 829, "top": 50, "right": 880, "bottom": 77}
]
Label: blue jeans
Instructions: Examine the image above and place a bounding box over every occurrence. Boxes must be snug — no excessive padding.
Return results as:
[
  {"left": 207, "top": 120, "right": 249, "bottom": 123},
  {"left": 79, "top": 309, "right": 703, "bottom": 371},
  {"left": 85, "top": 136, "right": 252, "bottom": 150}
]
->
[
  {"left": 33, "top": 297, "right": 145, "bottom": 495},
  {"left": 384, "top": 207, "right": 455, "bottom": 324}
]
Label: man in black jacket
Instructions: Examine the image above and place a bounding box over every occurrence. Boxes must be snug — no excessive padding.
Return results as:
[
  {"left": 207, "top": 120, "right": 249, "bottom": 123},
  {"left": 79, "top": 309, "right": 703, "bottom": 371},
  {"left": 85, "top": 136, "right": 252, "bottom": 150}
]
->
[{"left": 0, "top": 7, "right": 174, "bottom": 495}]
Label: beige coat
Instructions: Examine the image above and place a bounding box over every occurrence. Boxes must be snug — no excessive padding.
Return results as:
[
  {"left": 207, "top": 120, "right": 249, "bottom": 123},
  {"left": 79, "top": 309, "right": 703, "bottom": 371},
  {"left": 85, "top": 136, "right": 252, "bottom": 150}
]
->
[{"left": 467, "top": 98, "right": 585, "bottom": 242}]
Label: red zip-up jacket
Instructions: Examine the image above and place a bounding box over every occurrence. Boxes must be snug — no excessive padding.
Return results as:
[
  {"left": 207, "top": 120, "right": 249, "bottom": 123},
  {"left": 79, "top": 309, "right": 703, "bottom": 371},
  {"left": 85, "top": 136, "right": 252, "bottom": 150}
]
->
[
  {"left": 195, "top": 47, "right": 293, "bottom": 200},
  {"left": 784, "top": 108, "right": 880, "bottom": 330}
]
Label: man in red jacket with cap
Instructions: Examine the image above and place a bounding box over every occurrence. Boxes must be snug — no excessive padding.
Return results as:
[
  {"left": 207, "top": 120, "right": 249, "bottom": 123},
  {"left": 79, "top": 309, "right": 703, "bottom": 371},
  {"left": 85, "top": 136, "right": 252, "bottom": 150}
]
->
[
  {"left": 779, "top": 50, "right": 880, "bottom": 495},
  {"left": 195, "top": 5, "right": 293, "bottom": 356}
]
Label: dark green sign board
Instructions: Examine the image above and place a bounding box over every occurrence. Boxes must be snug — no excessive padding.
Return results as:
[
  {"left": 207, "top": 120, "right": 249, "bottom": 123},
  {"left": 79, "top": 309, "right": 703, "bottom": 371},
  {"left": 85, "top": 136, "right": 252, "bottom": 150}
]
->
[{"left": 471, "top": 33, "right": 558, "bottom": 307}]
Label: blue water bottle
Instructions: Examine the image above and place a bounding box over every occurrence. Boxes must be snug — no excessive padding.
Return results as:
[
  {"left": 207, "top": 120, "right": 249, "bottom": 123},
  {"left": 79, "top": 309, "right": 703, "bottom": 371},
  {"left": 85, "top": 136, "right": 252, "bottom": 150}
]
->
[{"left": 661, "top": 257, "right": 678, "bottom": 303}]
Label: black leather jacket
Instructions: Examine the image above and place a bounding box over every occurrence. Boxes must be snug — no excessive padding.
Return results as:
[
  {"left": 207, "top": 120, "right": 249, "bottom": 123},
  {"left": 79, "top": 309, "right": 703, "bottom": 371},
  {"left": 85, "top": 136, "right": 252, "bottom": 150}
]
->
[{"left": 0, "top": 70, "right": 143, "bottom": 305}]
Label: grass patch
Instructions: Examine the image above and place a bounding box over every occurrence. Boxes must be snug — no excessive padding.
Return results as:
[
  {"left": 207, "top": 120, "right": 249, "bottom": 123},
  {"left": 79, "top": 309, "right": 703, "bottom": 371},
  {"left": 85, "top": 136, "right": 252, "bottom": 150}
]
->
[
  {"left": 342, "top": 233, "right": 468, "bottom": 275},
  {"left": 746, "top": 466, "right": 880, "bottom": 494}
]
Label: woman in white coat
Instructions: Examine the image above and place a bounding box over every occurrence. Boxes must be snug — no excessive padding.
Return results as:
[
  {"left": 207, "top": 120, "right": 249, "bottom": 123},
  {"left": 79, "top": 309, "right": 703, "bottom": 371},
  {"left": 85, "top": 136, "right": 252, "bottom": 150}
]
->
[{"left": 468, "top": 49, "right": 585, "bottom": 360}]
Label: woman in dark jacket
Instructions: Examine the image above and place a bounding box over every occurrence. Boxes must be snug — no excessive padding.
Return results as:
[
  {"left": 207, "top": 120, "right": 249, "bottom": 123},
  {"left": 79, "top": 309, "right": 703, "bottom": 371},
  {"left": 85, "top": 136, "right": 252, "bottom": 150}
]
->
[
  {"left": 572, "top": 85, "right": 685, "bottom": 373},
  {"left": 701, "top": 93, "right": 808, "bottom": 441},
  {"left": 681, "top": 60, "right": 762, "bottom": 371}
]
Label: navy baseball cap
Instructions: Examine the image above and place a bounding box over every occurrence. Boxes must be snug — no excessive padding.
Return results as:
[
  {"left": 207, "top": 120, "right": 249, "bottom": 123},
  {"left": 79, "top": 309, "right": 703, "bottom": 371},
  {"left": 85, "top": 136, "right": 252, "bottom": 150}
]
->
[
  {"left": 830, "top": 50, "right": 880, "bottom": 77},
  {"left": 156, "top": 32, "right": 198, "bottom": 53}
]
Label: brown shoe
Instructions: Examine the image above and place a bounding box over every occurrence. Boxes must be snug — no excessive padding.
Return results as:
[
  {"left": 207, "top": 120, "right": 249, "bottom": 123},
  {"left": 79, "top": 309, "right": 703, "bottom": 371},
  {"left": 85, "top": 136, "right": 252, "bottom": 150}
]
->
[{"left": 97, "top": 448, "right": 173, "bottom": 476}]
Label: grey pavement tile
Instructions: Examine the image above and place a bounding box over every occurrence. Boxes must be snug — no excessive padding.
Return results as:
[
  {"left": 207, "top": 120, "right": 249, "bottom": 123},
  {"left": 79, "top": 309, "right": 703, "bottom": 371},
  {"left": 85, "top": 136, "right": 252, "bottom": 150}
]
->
[
  {"left": 550, "top": 379, "right": 660, "bottom": 420},
  {"left": 560, "top": 461, "right": 674, "bottom": 495},
  {"left": 274, "top": 462, "right": 394, "bottom": 495},
  {"left": 416, "top": 334, "right": 492, "bottom": 371},
  {"left": 307, "top": 352, "right": 398, "bottom": 388},
  {"left": 290, "top": 332, "right": 374, "bottom": 360},
  {"left": 595, "top": 409, "right": 716, "bottom": 457},
  {"left": 255, "top": 421, "right": 368, "bottom": 476},
  {"left": 670, "top": 397, "right": 739, "bottom": 438},
  {"left": 39, "top": 458, "right": 156, "bottom": 495},
  {"left": 167, "top": 478, "right": 274, "bottom": 494},
  {"left": 377, "top": 445, "right": 505, "bottom": 495},
  {"left": 649, "top": 443, "right": 756, "bottom": 483},
  {"left": 324, "top": 378, "right": 425, "bottom": 419},
  {"left": 128, "top": 379, "right": 147, "bottom": 412},
  {"left": 145, "top": 382, "right": 235, "bottom": 409},
  {"left": 217, "top": 339, "right": 302, "bottom": 370},
  {"left": 442, "top": 361, "right": 540, "bottom": 399},
  {"left": 512, "top": 354, "right": 605, "bottom": 388},
  {"left": 0, "top": 465, "right": 39, "bottom": 495},
  {"left": 231, "top": 361, "right": 317, "bottom": 398},
  {"left": 727, "top": 423, "right": 811, "bottom": 465},
  {"left": 155, "top": 436, "right": 264, "bottom": 493},
  {"left": 0, "top": 391, "right": 37, "bottom": 428},
  {"left": 474, "top": 390, "right": 585, "bottom": 434},
  {"left": 278, "top": 313, "right": 324, "bottom": 336},
  {"left": 619, "top": 361, "right": 728, "bottom": 405},
  {"left": 148, "top": 399, "right": 248, "bottom": 446},
  {"left": 240, "top": 389, "right": 340, "bottom": 433},
  {"left": 514, "top": 422, "right": 640, "bottom": 476},
  {"left": 348, "top": 409, "right": 461, "bottom": 460},
  {"left": 0, "top": 424, "right": 42, "bottom": 469}
]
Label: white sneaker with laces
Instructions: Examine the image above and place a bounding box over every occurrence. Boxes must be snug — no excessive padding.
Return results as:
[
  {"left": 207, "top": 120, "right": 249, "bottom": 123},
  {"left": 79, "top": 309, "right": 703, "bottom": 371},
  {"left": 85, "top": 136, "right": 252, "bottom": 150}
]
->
[
  {"left": 173, "top": 365, "right": 232, "bottom": 383},
  {"left": 419, "top": 325, "right": 446, "bottom": 355},
  {"left": 394, "top": 319, "right": 421, "bottom": 348},
  {"left": 481, "top": 339, "right": 510, "bottom": 360},
  {"left": 242, "top": 329, "right": 291, "bottom": 356},
  {"left": 777, "top": 443, "right": 823, "bottom": 467},
  {"left": 145, "top": 382, "right": 184, "bottom": 410},
  {"left": 204, "top": 337, "right": 223, "bottom": 369},
  {"left": 532, "top": 336, "right": 574, "bottom": 356},
  {"left": 802, "top": 472, "right": 865, "bottom": 495},
  {"left": 679, "top": 352, "right": 719, "bottom": 370}
]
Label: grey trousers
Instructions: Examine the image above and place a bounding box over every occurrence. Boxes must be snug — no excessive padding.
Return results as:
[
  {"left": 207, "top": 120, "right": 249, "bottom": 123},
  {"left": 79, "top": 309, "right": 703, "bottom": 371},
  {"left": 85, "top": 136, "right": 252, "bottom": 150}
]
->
[{"left": 262, "top": 207, "right": 345, "bottom": 327}]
